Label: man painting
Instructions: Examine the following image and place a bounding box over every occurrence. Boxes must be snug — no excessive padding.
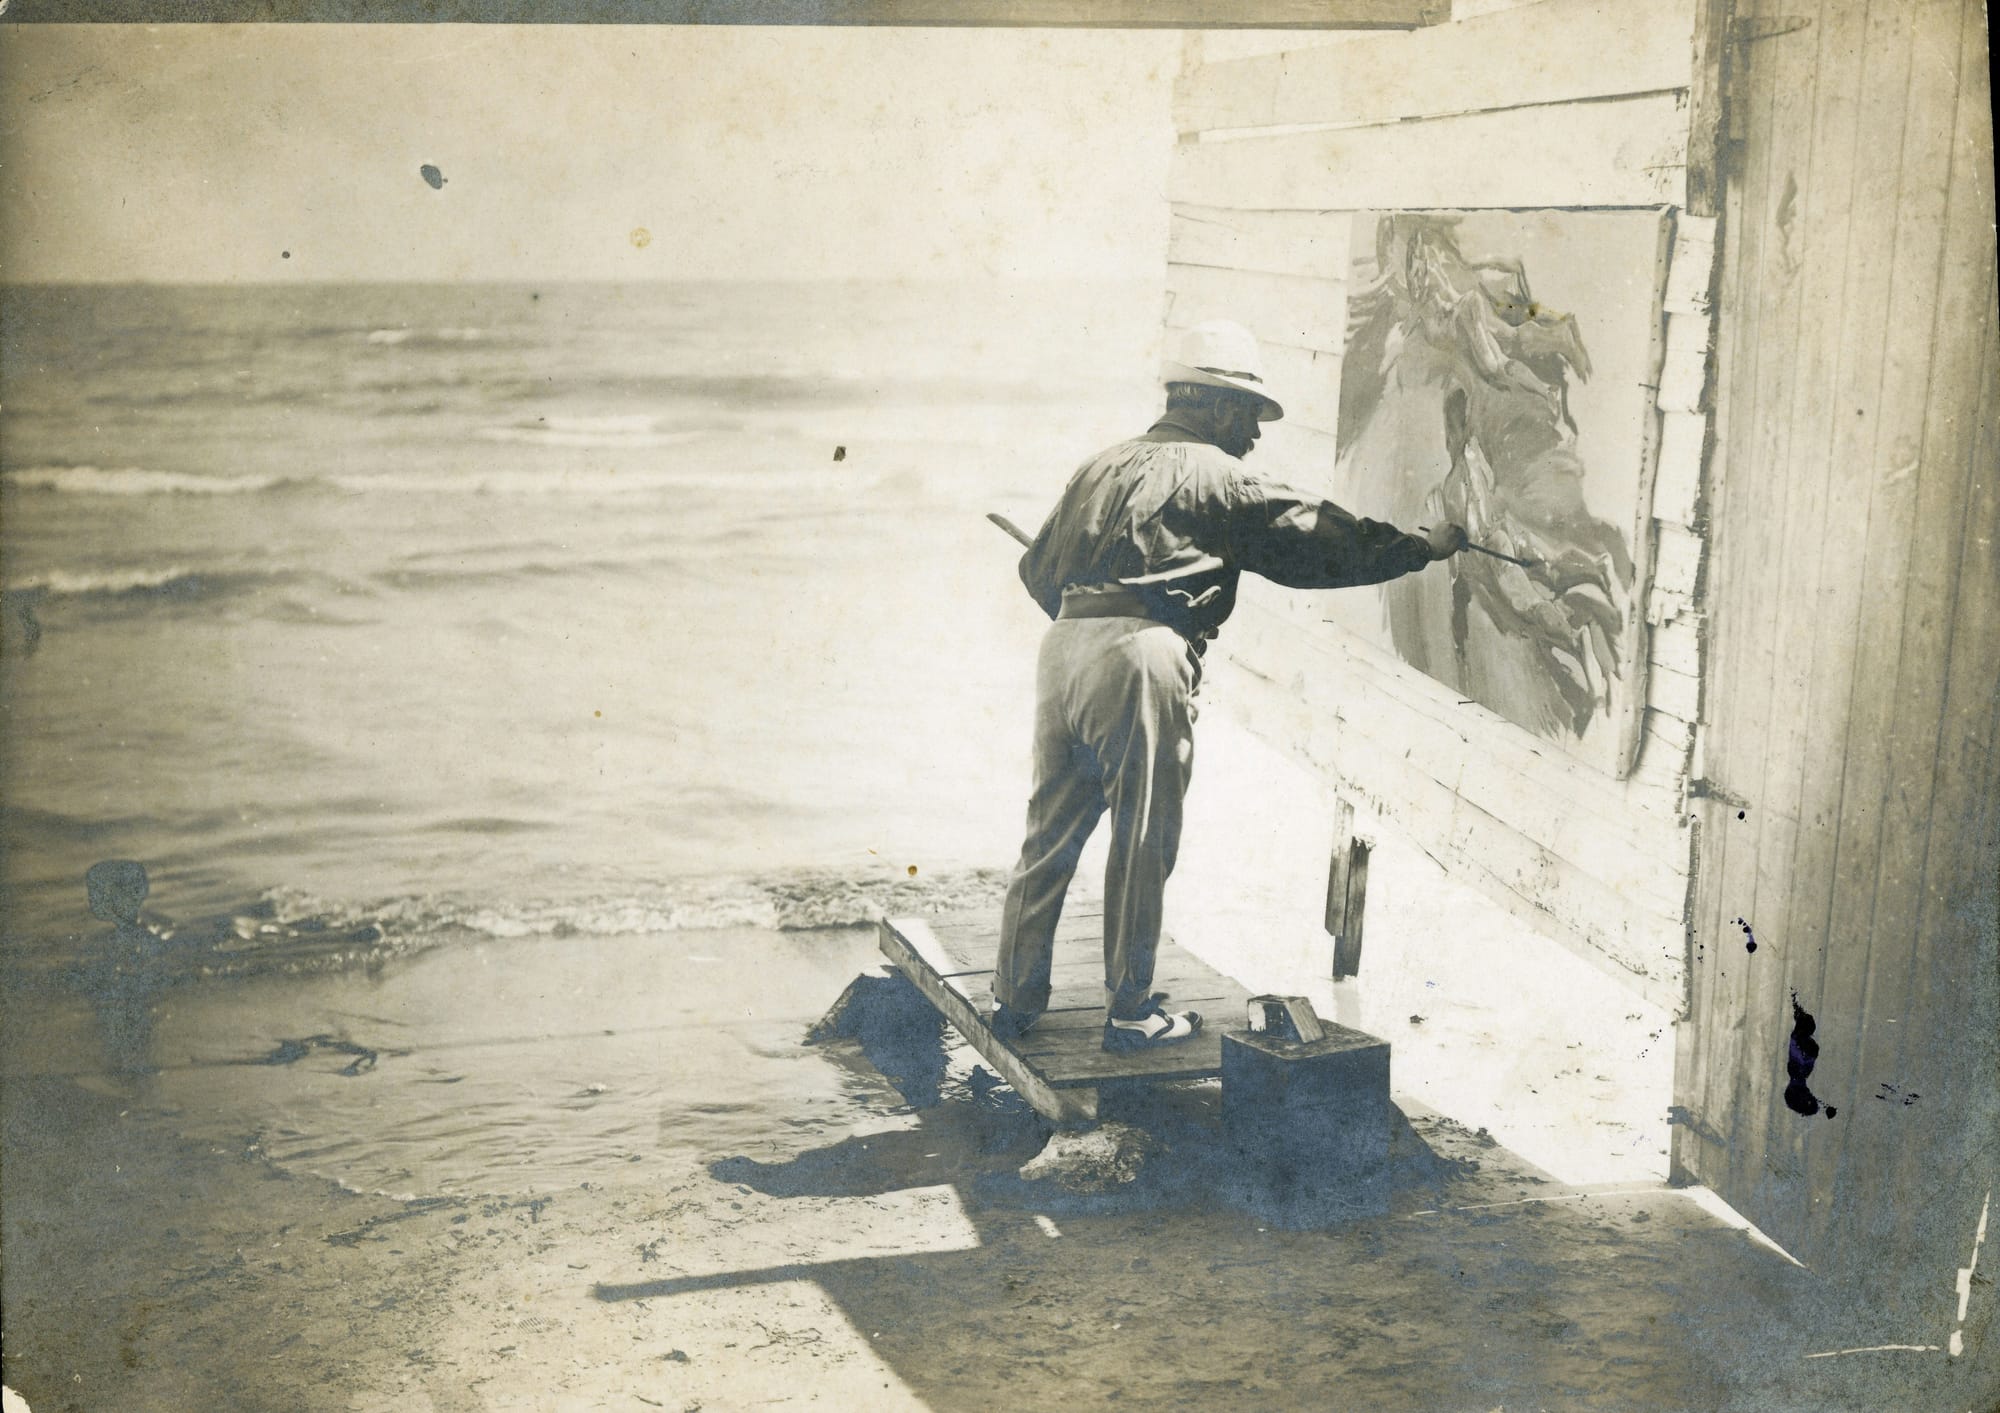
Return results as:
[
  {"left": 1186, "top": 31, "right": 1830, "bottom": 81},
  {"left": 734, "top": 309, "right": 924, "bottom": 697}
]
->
[{"left": 992, "top": 320, "right": 1468, "bottom": 1051}]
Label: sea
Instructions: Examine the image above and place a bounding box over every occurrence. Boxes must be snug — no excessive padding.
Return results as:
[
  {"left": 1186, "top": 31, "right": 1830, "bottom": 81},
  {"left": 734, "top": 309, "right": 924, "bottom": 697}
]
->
[
  {"left": 0, "top": 279, "right": 1163, "bottom": 972},
  {"left": 0, "top": 280, "right": 1165, "bottom": 1196}
]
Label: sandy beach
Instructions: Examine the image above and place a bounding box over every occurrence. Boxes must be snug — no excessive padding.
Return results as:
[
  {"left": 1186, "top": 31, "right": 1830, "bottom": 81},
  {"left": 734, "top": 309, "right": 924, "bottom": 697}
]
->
[{"left": 5, "top": 902, "right": 1988, "bottom": 1412}]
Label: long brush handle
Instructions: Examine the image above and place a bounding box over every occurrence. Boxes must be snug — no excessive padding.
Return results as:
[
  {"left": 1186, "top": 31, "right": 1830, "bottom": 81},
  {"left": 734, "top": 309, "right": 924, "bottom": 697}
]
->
[
  {"left": 1463, "top": 541, "right": 1538, "bottom": 569},
  {"left": 986, "top": 511, "right": 1034, "bottom": 548}
]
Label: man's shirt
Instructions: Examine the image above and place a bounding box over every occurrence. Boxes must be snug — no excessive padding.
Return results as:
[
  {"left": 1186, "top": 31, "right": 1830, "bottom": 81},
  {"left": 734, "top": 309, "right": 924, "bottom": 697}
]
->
[{"left": 1019, "top": 417, "right": 1435, "bottom": 640}]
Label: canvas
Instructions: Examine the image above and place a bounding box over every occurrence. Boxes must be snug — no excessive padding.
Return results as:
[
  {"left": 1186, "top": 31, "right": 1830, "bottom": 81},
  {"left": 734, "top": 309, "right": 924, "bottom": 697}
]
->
[{"left": 1329, "top": 208, "right": 1671, "bottom": 777}]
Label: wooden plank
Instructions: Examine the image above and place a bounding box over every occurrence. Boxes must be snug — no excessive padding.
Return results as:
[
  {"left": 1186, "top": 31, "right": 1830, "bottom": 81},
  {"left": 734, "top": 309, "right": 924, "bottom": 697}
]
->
[
  {"left": 936, "top": 957, "right": 1233, "bottom": 1014},
  {"left": 1686, "top": 0, "right": 1808, "bottom": 1213},
  {"left": 1168, "top": 205, "right": 1351, "bottom": 280},
  {"left": 1015, "top": 989, "right": 1241, "bottom": 1035},
  {"left": 1023, "top": 967, "right": 1253, "bottom": 1087},
  {"left": 1665, "top": 223, "right": 1720, "bottom": 316},
  {"left": 1735, "top": 0, "right": 1877, "bottom": 1258},
  {"left": 888, "top": 913, "right": 1256, "bottom": 1097},
  {"left": 1674, "top": 213, "right": 1720, "bottom": 251},
  {"left": 1657, "top": 311, "right": 1715, "bottom": 413},
  {"left": 1250, "top": 600, "right": 1696, "bottom": 856},
  {"left": 1645, "top": 519, "right": 1704, "bottom": 629},
  {"left": 791, "top": 0, "right": 1449, "bottom": 20},
  {"left": 879, "top": 918, "right": 1096, "bottom": 1125},
  {"left": 1322, "top": 798, "right": 1374, "bottom": 981},
  {"left": 1897, "top": 284, "right": 1999, "bottom": 1215},
  {"left": 1323, "top": 796, "right": 1356, "bottom": 975},
  {"left": 1649, "top": 605, "right": 1702, "bottom": 678},
  {"left": 1252, "top": 420, "right": 1347, "bottom": 499},
  {"left": 1884, "top": 274, "right": 1998, "bottom": 1267},
  {"left": 1653, "top": 410, "right": 1709, "bottom": 527},
  {"left": 1173, "top": 0, "right": 1697, "bottom": 135},
  {"left": 1673, "top": 19, "right": 1765, "bottom": 1194},
  {"left": 1214, "top": 656, "right": 1687, "bottom": 1007},
  {"left": 1644, "top": 652, "right": 1700, "bottom": 724},
  {"left": 1637, "top": 708, "right": 1698, "bottom": 774},
  {"left": 925, "top": 905, "right": 1103, "bottom": 973},
  {"left": 1652, "top": 521, "right": 1705, "bottom": 602},
  {"left": 1804, "top": 0, "right": 1979, "bottom": 1261},
  {"left": 1763, "top": 0, "right": 1934, "bottom": 1228},
  {"left": 1685, "top": 0, "right": 1735, "bottom": 217},
  {"left": 1332, "top": 839, "right": 1370, "bottom": 980},
  {"left": 1168, "top": 92, "right": 1691, "bottom": 211},
  {"left": 1760, "top": 0, "right": 1917, "bottom": 1240},
  {"left": 1037, "top": 1041, "right": 1239, "bottom": 1087},
  {"left": 1259, "top": 344, "right": 1343, "bottom": 439},
  {"left": 1627, "top": 707, "right": 1699, "bottom": 801},
  {"left": 96, "top": 0, "right": 1451, "bottom": 21},
  {"left": 1863, "top": 0, "right": 1998, "bottom": 1274},
  {"left": 1164, "top": 264, "right": 1345, "bottom": 356},
  {"left": 1688, "top": 0, "right": 1800, "bottom": 1200},
  {"left": 19, "top": 0, "right": 1452, "bottom": 17},
  {"left": 1619, "top": 210, "right": 1681, "bottom": 782},
  {"left": 1249, "top": 601, "right": 1697, "bottom": 871}
]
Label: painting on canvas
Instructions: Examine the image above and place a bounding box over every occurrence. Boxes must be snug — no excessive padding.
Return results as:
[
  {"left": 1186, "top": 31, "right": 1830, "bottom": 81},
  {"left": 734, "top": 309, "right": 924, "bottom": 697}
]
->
[{"left": 1330, "top": 208, "right": 1670, "bottom": 777}]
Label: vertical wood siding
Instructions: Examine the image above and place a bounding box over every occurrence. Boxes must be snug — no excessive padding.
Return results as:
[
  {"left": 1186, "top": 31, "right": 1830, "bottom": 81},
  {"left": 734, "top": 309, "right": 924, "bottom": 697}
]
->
[{"left": 1676, "top": 0, "right": 1998, "bottom": 1303}]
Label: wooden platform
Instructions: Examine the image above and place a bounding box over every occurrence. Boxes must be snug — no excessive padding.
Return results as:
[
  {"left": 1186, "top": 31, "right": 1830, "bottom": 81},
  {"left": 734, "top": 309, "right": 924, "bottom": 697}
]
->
[{"left": 878, "top": 908, "right": 1254, "bottom": 1126}]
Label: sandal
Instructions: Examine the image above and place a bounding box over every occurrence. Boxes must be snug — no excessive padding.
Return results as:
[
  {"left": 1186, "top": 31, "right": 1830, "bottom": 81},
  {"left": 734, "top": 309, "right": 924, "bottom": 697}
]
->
[{"left": 1102, "top": 994, "right": 1203, "bottom": 1051}]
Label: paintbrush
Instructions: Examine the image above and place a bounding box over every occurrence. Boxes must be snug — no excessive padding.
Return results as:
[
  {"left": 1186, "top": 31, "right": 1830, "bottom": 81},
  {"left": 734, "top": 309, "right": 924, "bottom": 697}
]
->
[{"left": 1420, "top": 526, "right": 1538, "bottom": 569}]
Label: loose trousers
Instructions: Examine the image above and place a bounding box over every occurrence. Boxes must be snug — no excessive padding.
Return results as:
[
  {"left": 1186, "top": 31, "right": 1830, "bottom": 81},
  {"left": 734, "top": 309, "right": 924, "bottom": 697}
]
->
[{"left": 994, "top": 616, "right": 1197, "bottom": 1023}]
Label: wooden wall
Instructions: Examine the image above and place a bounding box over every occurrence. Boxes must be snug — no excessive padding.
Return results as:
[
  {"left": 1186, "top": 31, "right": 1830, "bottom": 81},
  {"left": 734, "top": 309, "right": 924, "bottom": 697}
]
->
[
  {"left": 1167, "top": 0, "right": 1997, "bottom": 1312},
  {"left": 1672, "top": 0, "right": 1998, "bottom": 1303},
  {"left": 1168, "top": 0, "right": 1712, "bottom": 1013}
]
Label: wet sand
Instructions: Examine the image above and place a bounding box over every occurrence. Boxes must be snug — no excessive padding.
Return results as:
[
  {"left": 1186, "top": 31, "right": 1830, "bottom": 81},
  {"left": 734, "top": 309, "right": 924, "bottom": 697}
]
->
[{"left": 5, "top": 922, "right": 1989, "bottom": 1411}]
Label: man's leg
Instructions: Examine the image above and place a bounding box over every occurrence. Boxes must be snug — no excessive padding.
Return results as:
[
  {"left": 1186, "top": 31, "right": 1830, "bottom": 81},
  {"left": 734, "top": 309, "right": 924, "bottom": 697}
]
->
[
  {"left": 994, "top": 625, "right": 1104, "bottom": 1019},
  {"left": 1086, "top": 626, "right": 1196, "bottom": 1021}
]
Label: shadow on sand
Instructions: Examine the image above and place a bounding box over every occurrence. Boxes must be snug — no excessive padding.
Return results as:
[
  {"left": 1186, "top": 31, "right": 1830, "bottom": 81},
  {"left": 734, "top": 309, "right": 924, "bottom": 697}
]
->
[
  {"left": 579, "top": 972, "right": 1991, "bottom": 1410},
  {"left": 599, "top": 982, "right": 1479, "bottom": 1309}
]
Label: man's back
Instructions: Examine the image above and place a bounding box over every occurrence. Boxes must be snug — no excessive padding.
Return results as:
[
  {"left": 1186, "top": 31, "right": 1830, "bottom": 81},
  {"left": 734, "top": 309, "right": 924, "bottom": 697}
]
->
[
  {"left": 1018, "top": 419, "right": 1438, "bottom": 643},
  {"left": 1018, "top": 432, "right": 1242, "bottom": 631}
]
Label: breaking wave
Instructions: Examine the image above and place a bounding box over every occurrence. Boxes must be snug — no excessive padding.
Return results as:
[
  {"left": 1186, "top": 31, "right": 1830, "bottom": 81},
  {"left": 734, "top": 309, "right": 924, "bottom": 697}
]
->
[
  {"left": 25, "top": 868, "right": 1011, "bottom": 989},
  {"left": 265, "top": 866, "right": 1009, "bottom": 944},
  {"left": 4, "top": 564, "right": 302, "bottom": 605},
  {"left": 363, "top": 326, "right": 487, "bottom": 346}
]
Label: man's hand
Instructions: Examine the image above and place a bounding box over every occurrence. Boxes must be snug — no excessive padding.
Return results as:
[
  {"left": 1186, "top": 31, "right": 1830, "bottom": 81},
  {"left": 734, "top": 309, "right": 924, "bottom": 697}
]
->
[{"left": 1423, "top": 522, "right": 1470, "bottom": 560}]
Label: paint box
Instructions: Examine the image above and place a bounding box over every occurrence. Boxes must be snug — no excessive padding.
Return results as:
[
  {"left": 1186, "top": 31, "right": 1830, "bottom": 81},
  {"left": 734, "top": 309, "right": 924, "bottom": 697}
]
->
[{"left": 1223, "top": 1012, "right": 1392, "bottom": 1224}]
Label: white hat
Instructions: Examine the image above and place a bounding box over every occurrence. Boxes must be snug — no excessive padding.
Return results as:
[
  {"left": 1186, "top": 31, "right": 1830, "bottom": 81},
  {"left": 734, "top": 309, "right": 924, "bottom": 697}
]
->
[{"left": 1162, "top": 319, "right": 1285, "bottom": 422}]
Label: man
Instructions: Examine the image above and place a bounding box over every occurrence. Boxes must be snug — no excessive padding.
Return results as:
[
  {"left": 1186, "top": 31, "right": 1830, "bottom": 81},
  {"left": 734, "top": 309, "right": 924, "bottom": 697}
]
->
[{"left": 992, "top": 319, "right": 1468, "bottom": 1051}]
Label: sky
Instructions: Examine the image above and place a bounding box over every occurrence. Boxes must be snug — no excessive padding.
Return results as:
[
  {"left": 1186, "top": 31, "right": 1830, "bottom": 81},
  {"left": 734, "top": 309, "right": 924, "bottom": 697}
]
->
[{"left": 0, "top": 24, "right": 1182, "bottom": 282}]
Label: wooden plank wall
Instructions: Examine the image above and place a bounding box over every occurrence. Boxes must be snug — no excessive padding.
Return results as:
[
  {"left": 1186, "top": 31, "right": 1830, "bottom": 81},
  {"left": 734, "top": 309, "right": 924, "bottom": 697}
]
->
[
  {"left": 1673, "top": 0, "right": 1999, "bottom": 1302},
  {"left": 1167, "top": 0, "right": 1710, "bottom": 1012}
]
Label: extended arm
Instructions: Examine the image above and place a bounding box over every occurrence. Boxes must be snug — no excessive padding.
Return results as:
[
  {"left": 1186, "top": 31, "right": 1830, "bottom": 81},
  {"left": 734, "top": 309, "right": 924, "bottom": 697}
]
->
[{"left": 1225, "top": 475, "right": 1453, "bottom": 590}]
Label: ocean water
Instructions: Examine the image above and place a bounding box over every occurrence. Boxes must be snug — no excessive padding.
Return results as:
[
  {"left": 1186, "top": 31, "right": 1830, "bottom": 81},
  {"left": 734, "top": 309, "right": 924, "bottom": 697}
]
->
[{"left": 1, "top": 279, "right": 1164, "bottom": 974}]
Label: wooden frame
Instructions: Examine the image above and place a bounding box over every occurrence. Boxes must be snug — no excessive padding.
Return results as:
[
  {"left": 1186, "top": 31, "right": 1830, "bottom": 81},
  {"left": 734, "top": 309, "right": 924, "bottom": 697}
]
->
[{"left": 4, "top": 0, "right": 1451, "bottom": 24}]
